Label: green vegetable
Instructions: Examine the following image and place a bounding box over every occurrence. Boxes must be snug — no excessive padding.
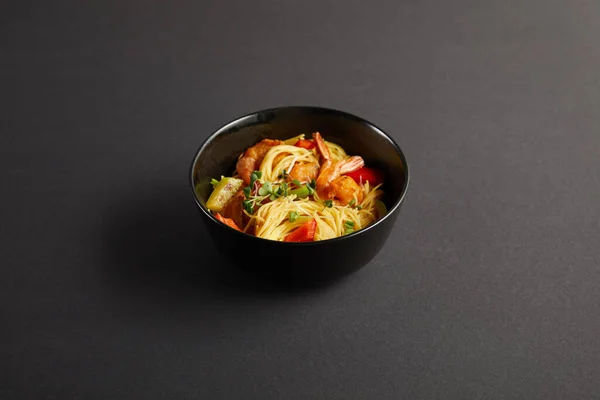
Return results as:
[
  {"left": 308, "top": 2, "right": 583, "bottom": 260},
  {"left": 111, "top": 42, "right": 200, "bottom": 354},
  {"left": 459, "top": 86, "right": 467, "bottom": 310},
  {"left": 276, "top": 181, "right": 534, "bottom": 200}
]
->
[
  {"left": 257, "top": 180, "right": 290, "bottom": 200},
  {"left": 249, "top": 171, "right": 262, "bottom": 187},
  {"left": 291, "top": 179, "right": 302, "bottom": 187},
  {"left": 290, "top": 185, "right": 309, "bottom": 198},
  {"left": 258, "top": 181, "right": 273, "bottom": 196},
  {"left": 289, "top": 211, "right": 299, "bottom": 222},
  {"left": 210, "top": 178, "right": 220, "bottom": 189},
  {"left": 206, "top": 177, "right": 244, "bottom": 213},
  {"left": 375, "top": 200, "right": 387, "bottom": 219},
  {"left": 343, "top": 220, "right": 355, "bottom": 235},
  {"left": 279, "top": 169, "right": 288, "bottom": 179},
  {"left": 349, "top": 198, "right": 356, "bottom": 207},
  {"left": 242, "top": 199, "right": 253, "bottom": 214},
  {"left": 324, "top": 199, "right": 333, "bottom": 208}
]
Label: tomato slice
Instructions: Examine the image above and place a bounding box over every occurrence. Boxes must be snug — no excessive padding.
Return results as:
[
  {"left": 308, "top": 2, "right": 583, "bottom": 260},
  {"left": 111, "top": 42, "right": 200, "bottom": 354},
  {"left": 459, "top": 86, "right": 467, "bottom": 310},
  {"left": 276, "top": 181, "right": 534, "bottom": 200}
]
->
[
  {"left": 294, "top": 139, "right": 316, "bottom": 150},
  {"left": 214, "top": 213, "right": 242, "bottom": 232},
  {"left": 284, "top": 218, "right": 317, "bottom": 242},
  {"left": 345, "top": 167, "right": 384, "bottom": 186}
]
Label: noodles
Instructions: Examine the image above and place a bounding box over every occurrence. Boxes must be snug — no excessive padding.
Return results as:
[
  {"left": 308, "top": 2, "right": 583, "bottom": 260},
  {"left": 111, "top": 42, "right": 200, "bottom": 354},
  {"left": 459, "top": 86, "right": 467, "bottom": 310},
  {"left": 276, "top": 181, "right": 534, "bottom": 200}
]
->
[
  {"left": 259, "top": 145, "right": 317, "bottom": 182},
  {"left": 283, "top": 134, "right": 305, "bottom": 145},
  {"left": 242, "top": 188, "right": 382, "bottom": 241},
  {"left": 357, "top": 182, "right": 383, "bottom": 228},
  {"left": 325, "top": 140, "right": 347, "bottom": 162},
  {"left": 205, "top": 132, "right": 386, "bottom": 242}
]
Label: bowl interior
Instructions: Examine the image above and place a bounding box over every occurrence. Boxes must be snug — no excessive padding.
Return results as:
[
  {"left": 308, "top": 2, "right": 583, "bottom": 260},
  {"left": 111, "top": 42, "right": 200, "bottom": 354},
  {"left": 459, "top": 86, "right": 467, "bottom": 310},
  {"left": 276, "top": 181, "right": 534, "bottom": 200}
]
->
[{"left": 191, "top": 106, "right": 409, "bottom": 225}]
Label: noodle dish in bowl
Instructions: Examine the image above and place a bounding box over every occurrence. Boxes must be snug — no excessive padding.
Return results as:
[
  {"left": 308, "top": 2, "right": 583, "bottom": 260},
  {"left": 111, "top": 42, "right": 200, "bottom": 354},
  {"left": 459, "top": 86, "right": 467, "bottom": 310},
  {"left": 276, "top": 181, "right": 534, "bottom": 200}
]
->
[{"left": 190, "top": 106, "right": 409, "bottom": 283}]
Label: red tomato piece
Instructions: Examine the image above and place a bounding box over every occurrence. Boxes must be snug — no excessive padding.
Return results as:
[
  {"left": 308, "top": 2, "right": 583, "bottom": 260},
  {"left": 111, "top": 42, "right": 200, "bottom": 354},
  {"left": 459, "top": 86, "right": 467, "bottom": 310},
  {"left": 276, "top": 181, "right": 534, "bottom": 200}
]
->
[
  {"left": 345, "top": 167, "right": 384, "bottom": 186},
  {"left": 294, "top": 139, "right": 316, "bottom": 150},
  {"left": 284, "top": 218, "right": 317, "bottom": 242},
  {"left": 215, "top": 213, "right": 242, "bottom": 231}
]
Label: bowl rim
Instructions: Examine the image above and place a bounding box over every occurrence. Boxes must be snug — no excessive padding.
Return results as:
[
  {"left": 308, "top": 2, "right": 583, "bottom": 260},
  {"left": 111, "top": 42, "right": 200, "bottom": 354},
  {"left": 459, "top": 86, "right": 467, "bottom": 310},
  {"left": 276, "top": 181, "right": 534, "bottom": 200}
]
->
[{"left": 189, "top": 105, "right": 411, "bottom": 246}]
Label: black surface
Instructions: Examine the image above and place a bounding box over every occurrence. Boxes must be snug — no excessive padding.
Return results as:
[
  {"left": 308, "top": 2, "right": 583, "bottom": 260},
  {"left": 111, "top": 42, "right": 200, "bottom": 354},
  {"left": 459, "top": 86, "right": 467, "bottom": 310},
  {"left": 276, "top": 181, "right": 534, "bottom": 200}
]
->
[{"left": 2, "top": 1, "right": 600, "bottom": 399}]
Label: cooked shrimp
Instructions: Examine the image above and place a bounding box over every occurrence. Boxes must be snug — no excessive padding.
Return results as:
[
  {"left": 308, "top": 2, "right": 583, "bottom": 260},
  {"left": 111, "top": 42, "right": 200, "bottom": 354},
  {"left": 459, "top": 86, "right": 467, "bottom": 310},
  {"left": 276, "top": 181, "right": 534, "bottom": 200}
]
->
[
  {"left": 236, "top": 139, "right": 284, "bottom": 184},
  {"left": 221, "top": 189, "right": 246, "bottom": 229},
  {"left": 313, "top": 132, "right": 364, "bottom": 201},
  {"left": 272, "top": 152, "right": 287, "bottom": 168},
  {"left": 329, "top": 176, "right": 364, "bottom": 205},
  {"left": 288, "top": 162, "right": 319, "bottom": 183}
]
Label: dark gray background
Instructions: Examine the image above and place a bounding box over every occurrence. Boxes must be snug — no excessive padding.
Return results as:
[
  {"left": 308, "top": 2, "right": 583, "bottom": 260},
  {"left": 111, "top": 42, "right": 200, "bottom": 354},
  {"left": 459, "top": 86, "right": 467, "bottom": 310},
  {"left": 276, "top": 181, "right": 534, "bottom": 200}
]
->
[{"left": 2, "top": 1, "right": 599, "bottom": 399}]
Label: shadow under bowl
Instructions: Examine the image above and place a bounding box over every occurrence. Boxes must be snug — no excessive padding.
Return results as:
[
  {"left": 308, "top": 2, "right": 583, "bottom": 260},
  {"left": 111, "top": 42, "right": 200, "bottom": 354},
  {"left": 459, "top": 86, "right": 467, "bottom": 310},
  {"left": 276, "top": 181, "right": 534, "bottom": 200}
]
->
[{"left": 190, "top": 106, "right": 410, "bottom": 284}]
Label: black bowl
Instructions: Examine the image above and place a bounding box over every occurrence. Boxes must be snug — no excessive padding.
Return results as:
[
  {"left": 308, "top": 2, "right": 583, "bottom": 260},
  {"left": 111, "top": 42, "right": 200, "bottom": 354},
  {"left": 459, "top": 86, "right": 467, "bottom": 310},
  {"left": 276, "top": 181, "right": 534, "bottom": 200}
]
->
[{"left": 190, "top": 106, "right": 410, "bottom": 284}]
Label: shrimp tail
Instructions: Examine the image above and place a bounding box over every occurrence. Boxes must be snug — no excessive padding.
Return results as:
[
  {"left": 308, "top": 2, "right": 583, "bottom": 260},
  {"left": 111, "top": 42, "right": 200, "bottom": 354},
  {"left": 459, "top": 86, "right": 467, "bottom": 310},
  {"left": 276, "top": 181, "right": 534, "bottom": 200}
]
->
[
  {"left": 338, "top": 156, "right": 364, "bottom": 175},
  {"left": 312, "top": 132, "right": 331, "bottom": 161},
  {"left": 313, "top": 132, "right": 364, "bottom": 202}
]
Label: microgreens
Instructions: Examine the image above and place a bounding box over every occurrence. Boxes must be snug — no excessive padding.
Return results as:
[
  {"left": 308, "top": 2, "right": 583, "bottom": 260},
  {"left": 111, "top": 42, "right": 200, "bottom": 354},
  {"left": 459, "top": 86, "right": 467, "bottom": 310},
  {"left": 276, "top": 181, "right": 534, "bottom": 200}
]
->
[
  {"left": 210, "top": 178, "right": 220, "bottom": 188},
  {"left": 241, "top": 170, "right": 265, "bottom": 214},
  {"left": 258, "top": 181, "right": 273, "bottom": 196},
  {"left": 242, "top": 199, "right": 253, "bottom": 214},
  {"left": 240, "top": 170, "right": 314, "bottom": 215},
  {"left": 324, "top": 199, "right": 333, "bottom": 208},
  {"left": 249, "top": 171, "right": 262, "bottom": 188}
]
